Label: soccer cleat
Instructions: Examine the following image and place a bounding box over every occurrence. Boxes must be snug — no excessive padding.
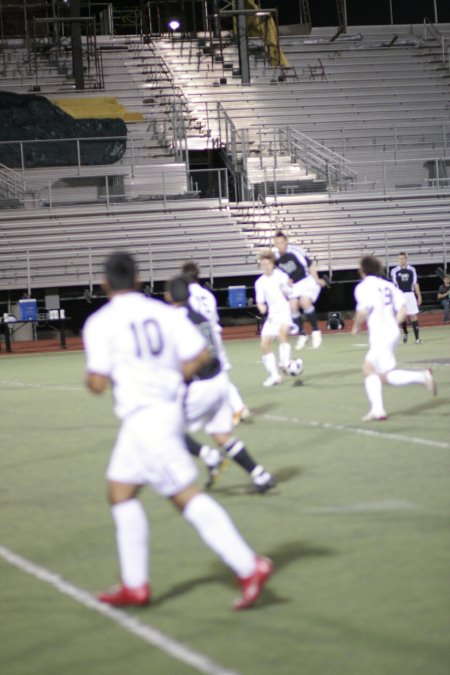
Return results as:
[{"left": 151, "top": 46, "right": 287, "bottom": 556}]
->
[
  {"left": 424, "top": 369, "right": 437, "bottom": 396},
  {"left": 402, "top": 333, "right": 408, "bottom": 343},
  {"left": 247, "top": 475, "right": 277, "bottom": 494},
  {"left": 232, "top": 406, "right": 251, "bottom": 426},
  {"left": 311, "top": 330, "right": 322, "bottom": 349},
  {"left": 97, "top": 583, "right": 150, "bottom": 607},
  {"left": 262, "top": 374, "right": 281, "bottom": 387},
  {"left": 205, "top": 457, "right": 229, "bottom": 489},
  {"left": 295, "top": 334, "right": 308, "bottom": 350},
  {"left": 233, "top": 556, "right": 274, "bottom": 610},
  {"left": 361, "top": 412, "right": 388, "bottom": 422},
  {"left": 415, "top": 338, "right": 423, "bottom": 344}
]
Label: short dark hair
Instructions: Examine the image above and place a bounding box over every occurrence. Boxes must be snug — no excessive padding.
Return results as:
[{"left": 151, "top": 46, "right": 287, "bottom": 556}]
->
[
  {"left": 105, "top": 252, "right": 137, "bottom": 290},
  {"left": 360, "top": 255, "right": 383, "bottom": 278},
  {"left": 181, "top": 261, "right": 200, "bottom": 282},
  {"left": 274, "top": 230, "right": 286, "bottom": 239},
  {"left": 260, "top": 249, "right": 276, "bottom": 264},
  {"left": 399, "top": 251, "right": 408, "bottom": 257},
  {"left": 166, "top": 275, "right": 189, "bottom": 304}
]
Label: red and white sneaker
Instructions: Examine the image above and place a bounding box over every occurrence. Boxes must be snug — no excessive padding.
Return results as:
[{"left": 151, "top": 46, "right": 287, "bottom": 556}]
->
[
  {"left": 232, "top": 556, "right": 273, "bottom": 610},
  {"left": 97, "top": 583, "right": 150, "bottom": 607}
]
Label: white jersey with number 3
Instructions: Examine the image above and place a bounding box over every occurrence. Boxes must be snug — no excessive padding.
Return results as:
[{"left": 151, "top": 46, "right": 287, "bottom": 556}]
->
[
  {"left": 83, "top": 292, "right": 205, "bottom": 419},
  {"left": 354, "top": 275, "right": 406, "bottom": 343}
]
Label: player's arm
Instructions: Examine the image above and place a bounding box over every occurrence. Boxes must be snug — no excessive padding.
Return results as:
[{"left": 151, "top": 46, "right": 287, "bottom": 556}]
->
[
  {"left": 85, "top": 372, "right": 110, "bottom": 394},
  {"left": 414, "top": 281, "right": 422, "bottom": 306},
  {"left": 351, "top": 308, "right": 368, "bottom": 335},
  {"left": 257, "top": 301, "right": 267, "bottom": 315},
  {"left": 437, "top": 287, "right": 449, "bottom": 300},
  {"left": 181, "top": 347, "right": 211, "bottom": 382},
  {"left": 308, "top": 260, "right": 327, "bottom": 288}
]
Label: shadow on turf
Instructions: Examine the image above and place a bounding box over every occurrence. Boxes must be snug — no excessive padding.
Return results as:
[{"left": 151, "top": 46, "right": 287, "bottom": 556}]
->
[
  {"left": 151, "top": 540, "right": 335, "bottom": 609},
  {"left": 210, "top": 465, "right": 303, "bottom": 497},
  {"left": 392, "top": 396, "right": 449, "bottom": 416}
]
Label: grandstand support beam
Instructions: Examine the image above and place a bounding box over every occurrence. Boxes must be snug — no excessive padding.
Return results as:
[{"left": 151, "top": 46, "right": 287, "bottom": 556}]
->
[
  {"left": 336, "top": 0, "right": 347, "bottom": 32},
  {"left": 237, "top": 0, "right": 250, "bottom": 85},
  {"left": 70, "top": 0, "right": 84, "bottom": 89}
]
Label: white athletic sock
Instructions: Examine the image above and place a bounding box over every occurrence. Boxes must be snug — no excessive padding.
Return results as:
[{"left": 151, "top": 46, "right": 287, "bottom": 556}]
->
[
  {"left": 262, "top": 352, "right": 278, "bottom": 377},
  {"left": 364, "top": 374, "right": 385, "bottom": 416},
  {"left": 111, "top": 500, "right": 149, "bottom": 588},
  {"left": 227, "top": 380, "right": 245, "bottom": 414},
  {"left": 386, "top": 369, "right": 427, "bottom": 386},
  {"left": 279, "top": 342, "right": 291, "bottom": 368},
  {"left": 183, "top": 493, "right": 256, "bottom": 578},
  {"left": 199, "top": 445, "right": 222, "bottom": 468}
]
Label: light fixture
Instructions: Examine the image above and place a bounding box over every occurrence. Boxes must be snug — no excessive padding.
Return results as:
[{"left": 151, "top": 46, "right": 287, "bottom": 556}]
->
[{"left": 168, "top": 19, "right": 180, "bottom": 31}]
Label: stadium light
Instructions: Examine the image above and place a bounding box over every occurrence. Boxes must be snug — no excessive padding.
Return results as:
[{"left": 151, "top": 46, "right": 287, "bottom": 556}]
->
[{"left": 168, "top": 19, "right": 180, "bottom": 31}]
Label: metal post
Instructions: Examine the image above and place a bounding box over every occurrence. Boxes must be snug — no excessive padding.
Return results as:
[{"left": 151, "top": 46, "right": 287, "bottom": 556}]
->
[
  {"left": 327, "top": 234, "right": 332, "bottom": 280},
  {"left": 88, "top": 248, "right": 93, "bottom": 293},
  {"left": 385, "top": 231, "right": 389, "bottom": 274},
  {"left": 443, "top": 121, "right": 447, "bottom": 156},
  {"left": 162, "top": 167, "right": 166, "bottom": 208},
  {"left": 130, "top": 135, "right": 135, "bottom": 177},
  {"left": 20, "top": 142, "right": 25, "bottom": 180},
  {"left": 218, "top": 168, "right": 222, "bottom": 206},
  {"left": 26, "top": 250, "right": 31, "bottom": 297},
  {"left": 393, "top": 125, "right": 397, "bottom": 161},
  {"left": 48, "top": 179, "right": 52, "bottom": 211},
  {"left": 236, "top": 0, "right": 250, "bottom": 85},
  {"left": 76, "top": 139, "right": 81, "bottom": 174},
  {"left": 443, "top": 225, "right": 447, "bottom": 270},
  {"left": 149, "top": 245, "right": 154, "bottom": 292},
  {"left": 382, "top": 161, "right": 387, "bottom": 195},
  {"left": 224, "top": 168, "right": 229, "bottom": 203},
  {"left": 326, "top": 161, "right": 332, "bottom": 200},
  {"left": 105, "top": 175, "right": 110, "bottom": 207}
]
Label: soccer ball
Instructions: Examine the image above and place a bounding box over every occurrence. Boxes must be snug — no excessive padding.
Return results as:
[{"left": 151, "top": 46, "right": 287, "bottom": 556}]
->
[{"left": 287, "top": 359, "right": 303, "bottom": 376}]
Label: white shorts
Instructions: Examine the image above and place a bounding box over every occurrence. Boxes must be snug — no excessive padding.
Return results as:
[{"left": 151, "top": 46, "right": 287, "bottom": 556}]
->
[
  {"left": 185, "top": 371, "right": 233, "bottom": 435},
  {"left": 365, "top": 329, "right": 399, "bottom": 374},
  {"left": 403, "top": 291, "right": 419, "bottom": 316},
  {"left": 291, "top": 276, "right": 321, "bottom": 303},
  {"left": 107, "top": 403, "right": 198, "bottom": 497},
  {"left": 261, "top": 311, "right": 292, "bottom": 339}
]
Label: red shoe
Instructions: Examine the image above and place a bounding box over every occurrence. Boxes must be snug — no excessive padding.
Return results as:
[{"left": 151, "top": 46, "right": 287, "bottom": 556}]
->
[
  {"left": 232, "top": 556, "right": 273, "bottom": 610},
  {"left": 97, "top": 583, "right": 150, "bottom": 607}
]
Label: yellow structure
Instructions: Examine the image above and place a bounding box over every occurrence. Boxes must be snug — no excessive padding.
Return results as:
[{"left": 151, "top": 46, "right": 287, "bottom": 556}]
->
[
  {"left": 244, "top": 0, "right": 289, "bottom": 68},
  {"left": 52, "top": 96, "right": 144, "bottom": 122}
]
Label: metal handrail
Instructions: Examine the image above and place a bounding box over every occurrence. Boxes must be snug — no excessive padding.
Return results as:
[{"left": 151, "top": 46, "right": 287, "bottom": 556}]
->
[{"left": 423, "top": 18, "right": 450, "bottom": 70}]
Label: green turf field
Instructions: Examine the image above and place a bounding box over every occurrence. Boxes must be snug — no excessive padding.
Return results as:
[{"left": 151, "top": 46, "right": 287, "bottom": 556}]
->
[{"left": 1, "top": 326, "right": 449, "bottom": 675}]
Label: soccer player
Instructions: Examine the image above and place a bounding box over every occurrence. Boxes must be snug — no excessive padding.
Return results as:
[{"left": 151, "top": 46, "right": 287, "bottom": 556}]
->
[
  {"left": 390, "top": 252, "right": 423, "bottom": 343},
  {"left": 82, "top": 252, "right": 273, "bottom": 609},
  {"left": 165, "top": 275, "right": 276, "bottom": 493},
  {"left": 255, "top": 250, "right": 293, "bottom": 386},
  {"left": 352, "top": 255, "right": 436, "bottom": 421},
  {"left": 181, "top": 261, "right": 250, "bottom": 425},
  {"left": 273, "top": 230, "right": 326, "bottom": 350}
]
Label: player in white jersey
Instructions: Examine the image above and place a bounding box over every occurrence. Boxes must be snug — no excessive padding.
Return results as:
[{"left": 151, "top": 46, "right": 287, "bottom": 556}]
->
[
  {"left": 352, "top": 256, "right": 436, "bottom": 421},
  {"left": 182, "top": 261, "right": 250, "bottom": 425},
  {"left": 82, "top": 252, "right": 273, "bottom": 609},
  {"left": 255, "top": 250, "right": 294, "bottom": 386},
  {"left": 166, "top": 275, "right": 276, "bottom": 493}
]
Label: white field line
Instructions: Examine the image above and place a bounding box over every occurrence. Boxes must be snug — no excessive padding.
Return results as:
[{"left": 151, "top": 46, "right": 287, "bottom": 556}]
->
[
  {"left": 0, "top": 546, "right": 240, "bottom": 675},
  {"left": 263, "top": 414, "right": 450, "bottom": 450},
  {"left": 0, "top": 379, "right": 83, "bottom": 391}
]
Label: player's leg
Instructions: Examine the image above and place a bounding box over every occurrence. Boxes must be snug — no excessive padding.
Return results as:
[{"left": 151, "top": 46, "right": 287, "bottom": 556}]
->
[
  {"left": 213, "top": 432, "right": 276, "bottom": 493},
  {"left": 278, "top": 323, "right": 292, "bottom": 370},
  {"left": 173, "top": 485, "right": 273, "bottom": 609},
  {"left": 443, "top": 298, "right": 450, "bottom": 323},
  {"left": 97, "top": 481, "right": 151, "bottom": 606},
  {"left": 410, "top": 314, "right": 422, "bottom": 343},
  {"left": 185, "top": 434, "right": 225, "bottom": 484},
  {"left": 290, "top": 297, "right": 307, "bottom": 349},
  {"left": 227, "top": 379, "right": 251, "bottom": 425},
  {"left": 361, "top": 357, "right": 387, "bottom": 421},
  {"left": 260, "top": 325, "right": 281, "bottom": 386},
  {"left": 383, "top": 368, "right": 436, "bottom": 394},
  {"left": 300, "top": 294, "right": 322, "bottom": 349}
]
